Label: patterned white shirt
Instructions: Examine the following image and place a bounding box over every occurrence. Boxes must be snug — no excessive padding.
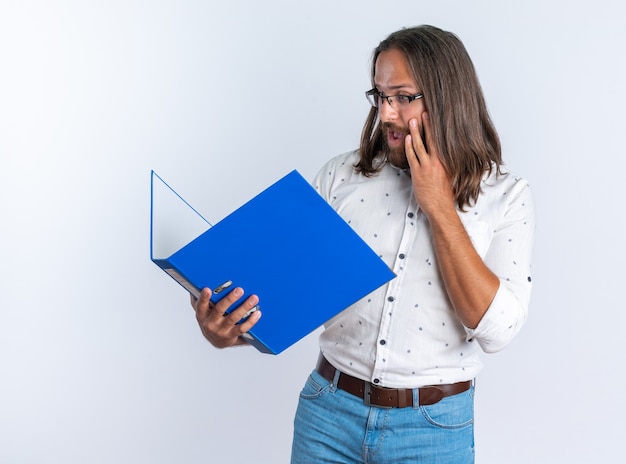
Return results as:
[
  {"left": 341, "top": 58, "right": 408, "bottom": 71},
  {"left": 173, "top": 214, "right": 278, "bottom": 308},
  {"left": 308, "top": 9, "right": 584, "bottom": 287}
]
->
[{"left": 314, "top": 150, "right": 535, "bottom": 388}]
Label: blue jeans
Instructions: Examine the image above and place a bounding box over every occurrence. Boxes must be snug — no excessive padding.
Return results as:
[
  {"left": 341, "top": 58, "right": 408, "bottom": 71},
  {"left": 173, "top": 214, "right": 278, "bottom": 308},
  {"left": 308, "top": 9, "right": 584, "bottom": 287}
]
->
[{"left": 291, "top": 369, "right": 475, "bottom": 464}]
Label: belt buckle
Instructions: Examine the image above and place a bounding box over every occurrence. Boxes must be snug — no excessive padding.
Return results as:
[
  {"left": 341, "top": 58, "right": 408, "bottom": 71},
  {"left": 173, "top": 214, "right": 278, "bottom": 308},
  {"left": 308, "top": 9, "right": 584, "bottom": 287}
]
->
[{"left": 363, "top": 382, "right": 393, "bottom": 409}]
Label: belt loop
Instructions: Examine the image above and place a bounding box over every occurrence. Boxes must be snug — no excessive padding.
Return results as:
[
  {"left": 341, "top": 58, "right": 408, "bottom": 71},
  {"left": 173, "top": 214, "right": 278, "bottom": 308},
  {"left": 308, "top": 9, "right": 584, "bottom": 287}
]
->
[
  {"left": 412, "top": 387, "right": 420, "bottom": 410},
  {"left": 331, "top": 368, "right": 341, "bottom": 392}
]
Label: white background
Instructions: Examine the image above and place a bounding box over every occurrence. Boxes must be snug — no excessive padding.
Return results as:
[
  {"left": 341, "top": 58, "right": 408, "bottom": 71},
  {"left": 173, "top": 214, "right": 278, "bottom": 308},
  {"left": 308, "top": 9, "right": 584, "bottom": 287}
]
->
[{"left": 1, "top": 1, "right": 625, "bottom": 462}]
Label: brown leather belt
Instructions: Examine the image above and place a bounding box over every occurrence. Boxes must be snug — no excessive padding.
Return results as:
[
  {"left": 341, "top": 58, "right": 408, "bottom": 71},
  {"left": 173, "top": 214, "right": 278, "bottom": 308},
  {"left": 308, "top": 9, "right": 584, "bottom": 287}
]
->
[{"left": 316, "top": 354, "right": 471, "bottom": 408}]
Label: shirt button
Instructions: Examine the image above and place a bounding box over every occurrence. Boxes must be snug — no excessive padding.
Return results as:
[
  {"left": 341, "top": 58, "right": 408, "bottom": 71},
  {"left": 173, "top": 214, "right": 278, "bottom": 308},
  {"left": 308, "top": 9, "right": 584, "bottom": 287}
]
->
[
  {"left": 407, "top": 212, "right": 414, "bottom": 218},
  {"left": 399, "top": 253, "right": 405, "bottom": 259},
  {"left": 387, "top": 296, "right": 395, "bottom": 302},
  {"left": 373, "top": 378, "right": 380, "bottom": 384},
  {"left": 380, "top": 339, "right": 386, "bottom": 345}
]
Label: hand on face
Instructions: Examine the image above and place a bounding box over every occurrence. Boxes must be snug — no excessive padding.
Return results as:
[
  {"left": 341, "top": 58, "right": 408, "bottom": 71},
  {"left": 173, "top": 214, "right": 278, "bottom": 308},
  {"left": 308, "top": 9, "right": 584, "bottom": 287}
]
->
[{"left": 405, "top": 113, "right": 455, "bottom": 218}]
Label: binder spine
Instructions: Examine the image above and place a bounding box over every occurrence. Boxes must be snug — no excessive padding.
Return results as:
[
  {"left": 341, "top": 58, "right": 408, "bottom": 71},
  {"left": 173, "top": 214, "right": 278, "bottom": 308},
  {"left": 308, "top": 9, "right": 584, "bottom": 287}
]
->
[
  {"left": 240, "top": 333, "right": 274, "bottom": 354},
  {"left": 153, "top": 259, "right": 201, "bottom": 298}
]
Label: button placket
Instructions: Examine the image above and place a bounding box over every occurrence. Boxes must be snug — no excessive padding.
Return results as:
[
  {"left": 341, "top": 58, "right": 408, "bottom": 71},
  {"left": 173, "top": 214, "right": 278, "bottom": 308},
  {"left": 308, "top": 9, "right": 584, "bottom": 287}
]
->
[{"left": 372, "top": 201, "right": 421, "bottom": 384}]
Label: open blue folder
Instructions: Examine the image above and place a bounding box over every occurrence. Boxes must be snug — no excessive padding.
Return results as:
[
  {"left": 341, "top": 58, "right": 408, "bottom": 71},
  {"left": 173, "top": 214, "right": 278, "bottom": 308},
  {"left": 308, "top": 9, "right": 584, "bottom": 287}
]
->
[{"left": 150, "top": 170, "right": 395, "bottom": 354}]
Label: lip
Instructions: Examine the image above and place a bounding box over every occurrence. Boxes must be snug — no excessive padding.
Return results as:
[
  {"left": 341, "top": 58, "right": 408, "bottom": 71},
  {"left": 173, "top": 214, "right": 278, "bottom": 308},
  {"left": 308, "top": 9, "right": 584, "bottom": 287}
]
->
[{"left": 387, "top": 129, "right": 406, "bottom": 146}]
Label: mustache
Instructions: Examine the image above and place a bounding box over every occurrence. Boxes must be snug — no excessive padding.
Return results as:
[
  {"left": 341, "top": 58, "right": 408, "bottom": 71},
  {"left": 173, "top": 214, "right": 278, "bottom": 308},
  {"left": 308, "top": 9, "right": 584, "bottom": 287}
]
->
[
  {"left": 381, "top": 121, "right": 427, "bottom": 151},
  {"left": 381, "top": 122, "right": 408, "bottom": 135}
]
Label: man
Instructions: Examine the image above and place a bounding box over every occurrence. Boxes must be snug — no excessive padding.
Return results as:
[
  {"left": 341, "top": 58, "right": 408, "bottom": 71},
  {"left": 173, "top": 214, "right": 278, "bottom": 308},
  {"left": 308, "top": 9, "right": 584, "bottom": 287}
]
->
[{"left": 192, "top": 25, "right": 534, "bottom": 463}]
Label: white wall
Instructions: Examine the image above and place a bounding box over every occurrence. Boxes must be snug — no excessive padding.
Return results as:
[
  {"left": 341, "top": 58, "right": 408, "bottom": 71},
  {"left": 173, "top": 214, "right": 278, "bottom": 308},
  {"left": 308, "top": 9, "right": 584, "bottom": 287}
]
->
[{"left": 1, "top": 1, "right": 624, "bottom": 462}]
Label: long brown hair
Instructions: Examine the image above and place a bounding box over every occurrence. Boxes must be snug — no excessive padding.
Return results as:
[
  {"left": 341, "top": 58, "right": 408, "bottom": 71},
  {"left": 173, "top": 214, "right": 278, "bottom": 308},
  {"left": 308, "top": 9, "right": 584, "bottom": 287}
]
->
[{"left": 357, "top": 25, "right": 502, "bottom": 210}]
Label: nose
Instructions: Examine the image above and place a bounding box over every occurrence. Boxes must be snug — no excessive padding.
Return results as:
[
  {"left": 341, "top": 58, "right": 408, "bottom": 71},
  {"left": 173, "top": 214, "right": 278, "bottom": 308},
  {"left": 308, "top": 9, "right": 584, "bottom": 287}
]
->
[{"left": 378, "top": 98, "right": 398, "bottom": 122}]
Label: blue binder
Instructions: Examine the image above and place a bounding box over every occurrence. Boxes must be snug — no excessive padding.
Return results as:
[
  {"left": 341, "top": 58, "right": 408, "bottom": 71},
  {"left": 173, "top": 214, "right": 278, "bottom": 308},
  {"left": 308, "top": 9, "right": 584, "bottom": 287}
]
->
[{"left": 150, "top": 170, "right": 395, "bottom": 354}]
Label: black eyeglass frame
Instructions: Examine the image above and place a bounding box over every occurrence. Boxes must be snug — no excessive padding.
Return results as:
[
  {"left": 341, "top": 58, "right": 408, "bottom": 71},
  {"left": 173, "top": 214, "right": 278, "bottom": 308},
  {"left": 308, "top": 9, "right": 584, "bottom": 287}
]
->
[{"left": 365, "top": 88, "right": 424, "bottom": 109}]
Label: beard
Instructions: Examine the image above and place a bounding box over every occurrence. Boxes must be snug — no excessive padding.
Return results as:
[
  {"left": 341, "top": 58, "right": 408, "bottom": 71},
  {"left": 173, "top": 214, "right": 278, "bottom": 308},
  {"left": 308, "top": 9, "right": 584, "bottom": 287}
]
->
[{"left": 382, "top": 121, "right": 410, "bottom": 170}]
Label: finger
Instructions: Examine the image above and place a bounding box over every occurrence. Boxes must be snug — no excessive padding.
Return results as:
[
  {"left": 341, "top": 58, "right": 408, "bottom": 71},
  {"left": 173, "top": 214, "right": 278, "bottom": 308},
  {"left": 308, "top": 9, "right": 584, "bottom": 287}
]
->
[
  {"left": 224, "top": 294, "right": 260, "bottom": 324},
  {"left": 211, "top": 286, "right": 244, "bottom": 317},
  {"left": 236, "top": 307, "right": 262, "bottom": 334},
  {"left": 409, "top": 118, "right": 427, "bottom": 155},
  {"left": 194, "top": 288, "right": 213, "bottom": 317},
  {"left": 405, "top": 133, "right": 419, "bottom": 166}
]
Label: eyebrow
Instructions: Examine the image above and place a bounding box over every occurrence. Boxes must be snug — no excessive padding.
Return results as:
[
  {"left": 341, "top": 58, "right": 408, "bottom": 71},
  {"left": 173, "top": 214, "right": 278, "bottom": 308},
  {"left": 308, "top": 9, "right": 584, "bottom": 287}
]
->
[{"left": 375, "top": 83, "right": 417, "bottom": 92}]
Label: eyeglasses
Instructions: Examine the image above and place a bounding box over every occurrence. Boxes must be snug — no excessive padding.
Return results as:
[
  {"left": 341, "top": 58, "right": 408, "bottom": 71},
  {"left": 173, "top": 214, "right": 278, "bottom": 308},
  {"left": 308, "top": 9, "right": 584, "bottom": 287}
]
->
[{"left": 365, "top": 88, "right": 424, "bottom": 111}]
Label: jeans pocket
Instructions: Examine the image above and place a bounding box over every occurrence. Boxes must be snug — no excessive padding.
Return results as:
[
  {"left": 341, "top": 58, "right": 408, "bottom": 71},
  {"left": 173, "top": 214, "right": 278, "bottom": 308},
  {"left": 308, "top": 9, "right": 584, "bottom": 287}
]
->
[
  {"left": 299, "top": 369, "right": 333, "bottom": 400},
  {"left": 419, "top": 387, "right": 474, "bottom": 429}
]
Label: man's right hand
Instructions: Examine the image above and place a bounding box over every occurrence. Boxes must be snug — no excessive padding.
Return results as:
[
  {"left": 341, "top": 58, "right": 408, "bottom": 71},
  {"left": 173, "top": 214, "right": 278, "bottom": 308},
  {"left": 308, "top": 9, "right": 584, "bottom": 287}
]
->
[{"left": 191, "top": 287, "right": 261, "bottom": 348}]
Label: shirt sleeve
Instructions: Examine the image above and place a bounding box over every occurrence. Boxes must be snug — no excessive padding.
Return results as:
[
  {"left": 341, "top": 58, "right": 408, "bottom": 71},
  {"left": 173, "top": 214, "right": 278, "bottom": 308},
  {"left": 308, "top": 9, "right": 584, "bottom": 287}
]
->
[
  {"left": 464, "top": 177, "right": 536, "bottom": 353},
  {"left": 312, "top": 151, "right": 354, "bottom": 203},
  {"left": 312, "top": 162, "right": 332, "bottom": 201}
]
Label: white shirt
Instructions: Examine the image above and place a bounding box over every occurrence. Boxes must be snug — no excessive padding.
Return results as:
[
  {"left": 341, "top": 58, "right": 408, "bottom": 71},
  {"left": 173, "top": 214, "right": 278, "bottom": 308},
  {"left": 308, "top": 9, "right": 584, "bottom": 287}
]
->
[{"left": 313, "top": 150, "right": 535, "bottom": 388}]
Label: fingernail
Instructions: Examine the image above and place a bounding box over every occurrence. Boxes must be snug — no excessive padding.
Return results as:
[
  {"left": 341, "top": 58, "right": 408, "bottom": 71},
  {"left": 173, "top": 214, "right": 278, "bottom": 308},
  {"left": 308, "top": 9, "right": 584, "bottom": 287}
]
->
[
  {"left": 423, "top": 112, "right": 429, "bottom": 120},
  {"left": 233, "top": 287, "right": 243, "bottom": 297},
  {"left": 410, "top": 119, "right": 417, "bottom": 127},
  {"left": 243, "top": 306, "right": 259, "bottom": 318}
]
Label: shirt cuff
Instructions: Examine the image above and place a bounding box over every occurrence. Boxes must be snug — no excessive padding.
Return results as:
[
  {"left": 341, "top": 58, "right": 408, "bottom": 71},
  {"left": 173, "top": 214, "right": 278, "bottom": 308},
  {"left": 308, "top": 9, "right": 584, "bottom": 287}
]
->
[{"left": 464, "top": 280, "right": 528, "bottom": 353}]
